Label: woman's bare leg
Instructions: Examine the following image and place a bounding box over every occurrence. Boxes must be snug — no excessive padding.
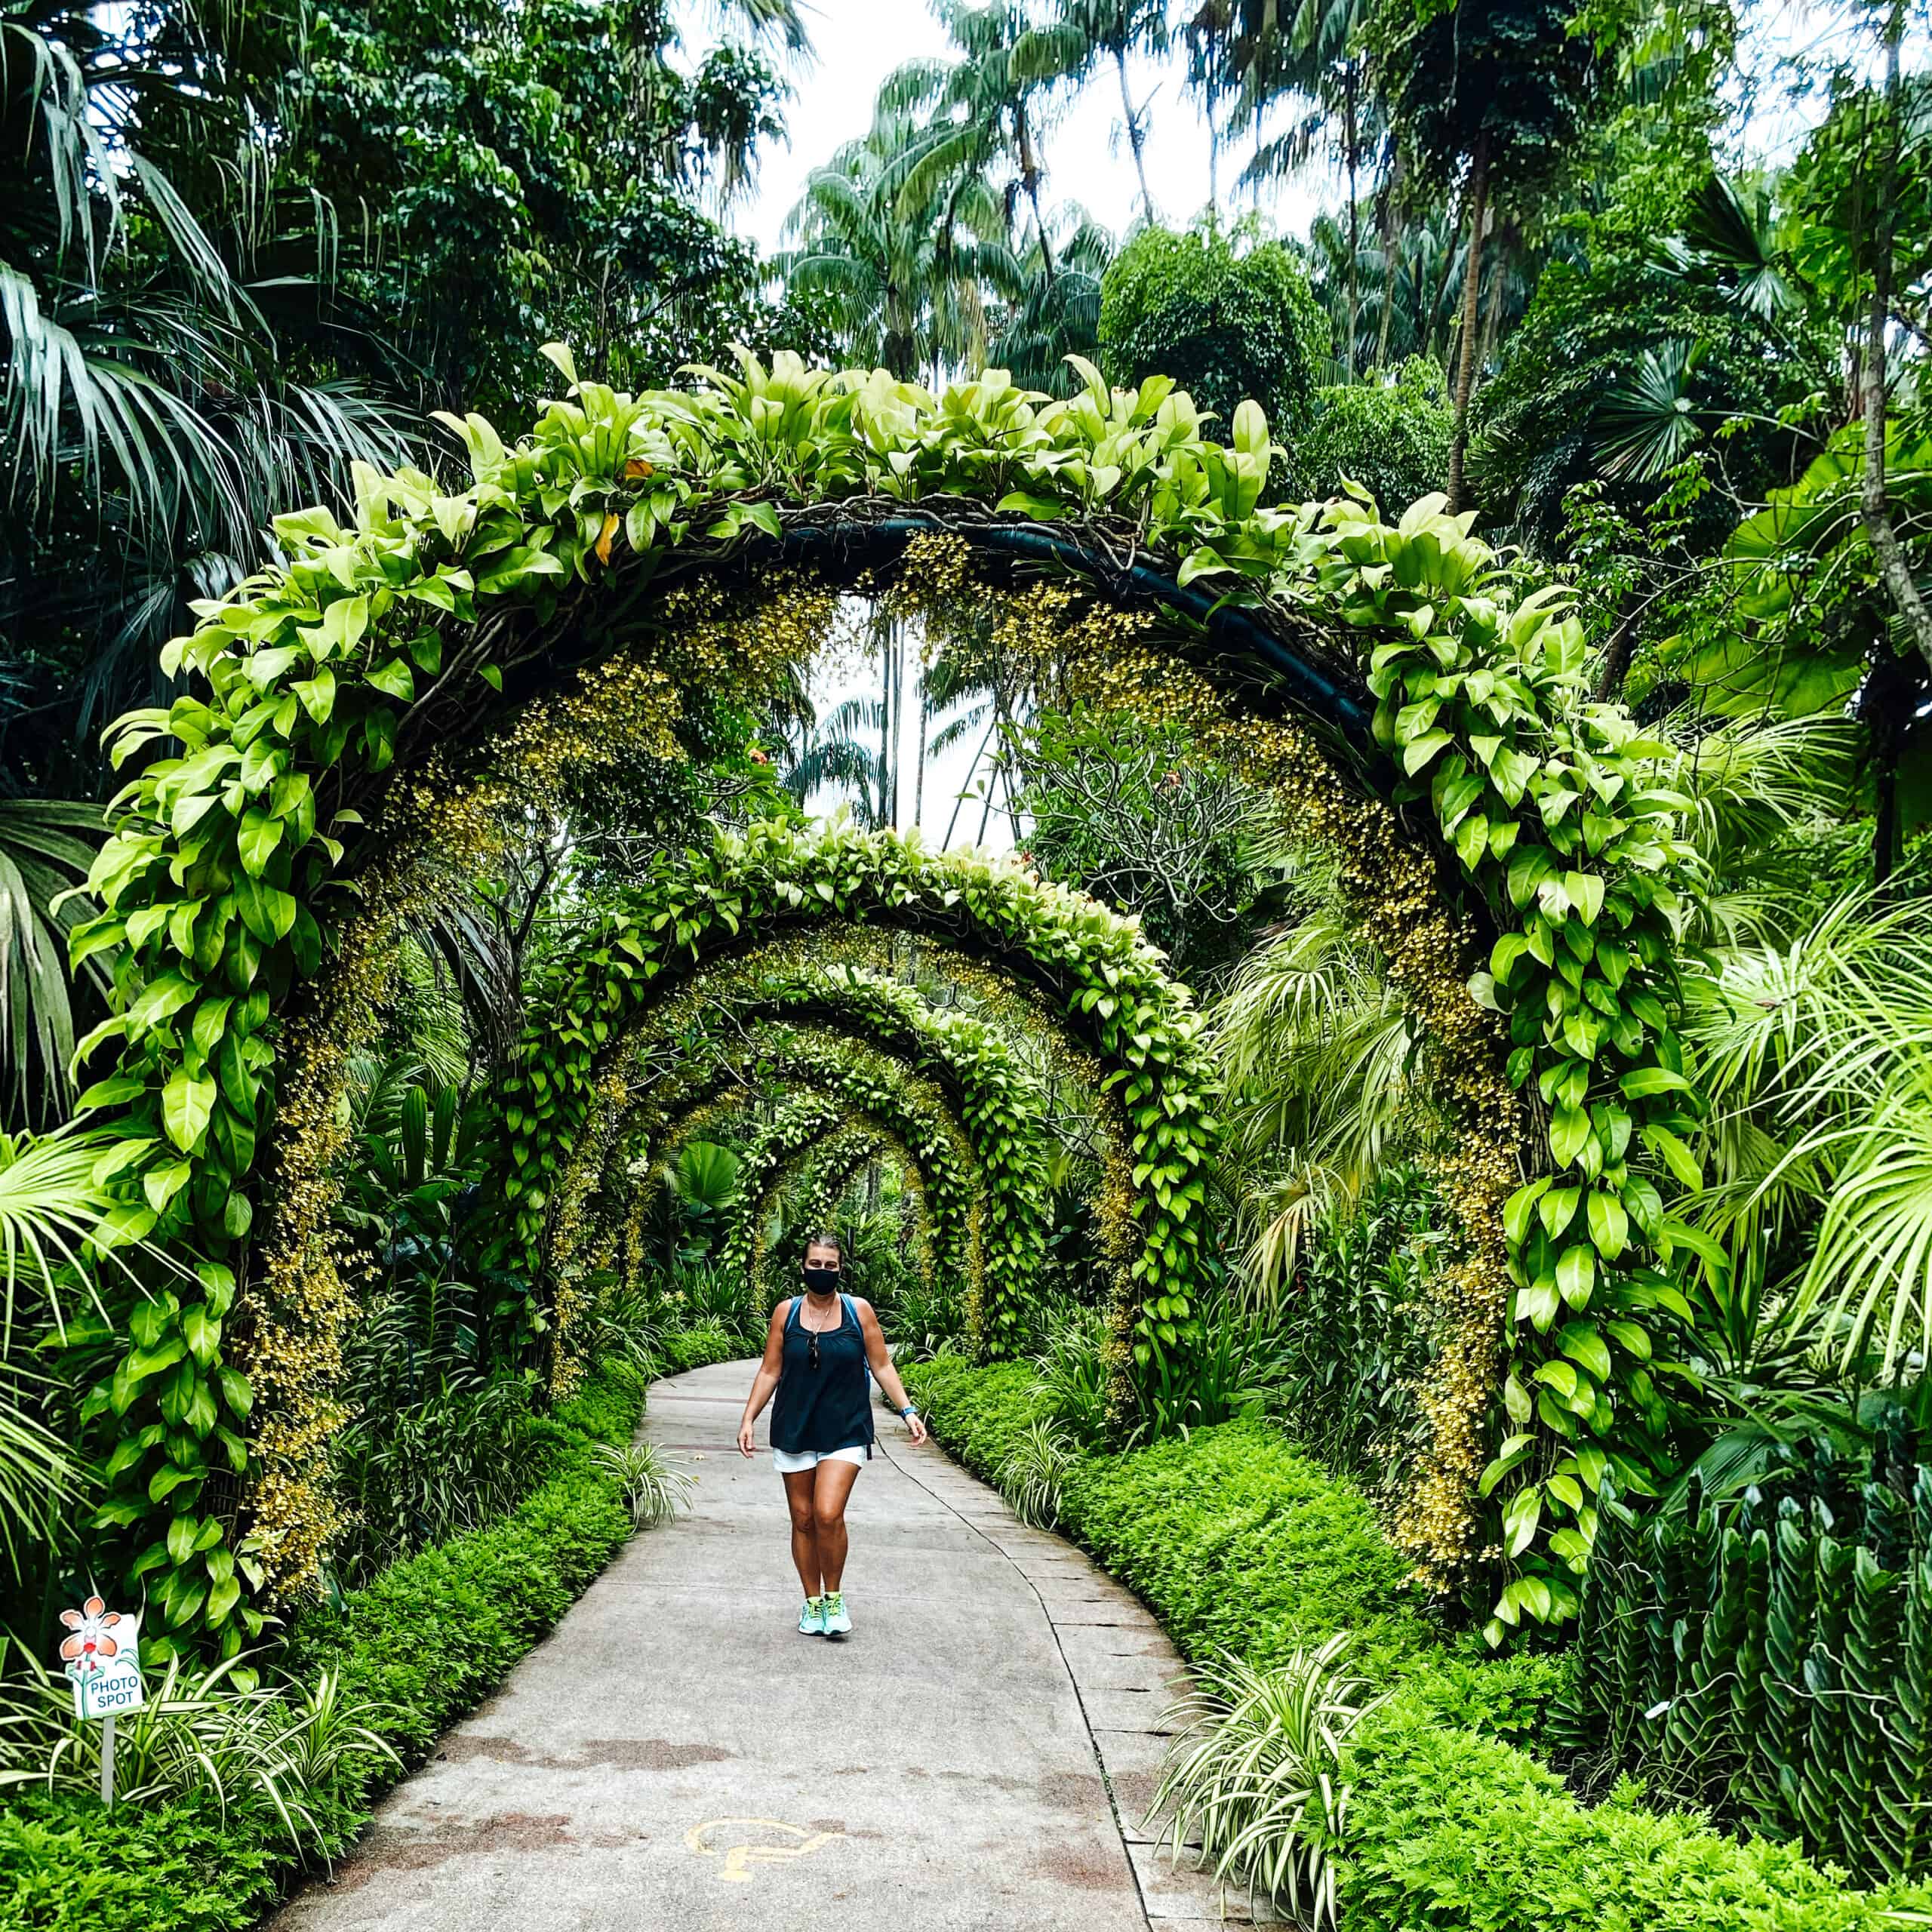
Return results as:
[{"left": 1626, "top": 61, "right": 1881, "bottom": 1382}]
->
[
  {"left": 783, "top": 1469, "right": 821, "bottom": 1595},
  {"left": 811, "top": 1458, "right": 862, "bottom": 1593}
]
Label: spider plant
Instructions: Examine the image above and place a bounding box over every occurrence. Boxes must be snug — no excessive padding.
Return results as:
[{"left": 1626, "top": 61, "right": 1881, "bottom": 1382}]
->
[
  {"left": 1148, "top": 1635, "right": 1380, "bottom": 1930},
  {"left": 1030, "top": 1303, "right": 1110, "bottom": 1447},
  {"left": 592, "top": 1441, "right": 696, "bottom": 1527},
  {"left": 996, "top": 1420, "right": 1079, "bottom": 1530},
  {"left": 0, "top": 1637, "right": 397, "bottom": 1854}
]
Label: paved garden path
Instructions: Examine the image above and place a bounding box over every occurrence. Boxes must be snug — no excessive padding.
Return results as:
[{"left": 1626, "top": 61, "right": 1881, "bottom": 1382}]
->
[{"left": 272, "top": 1358, "right": 1280, "bottom": 1930}]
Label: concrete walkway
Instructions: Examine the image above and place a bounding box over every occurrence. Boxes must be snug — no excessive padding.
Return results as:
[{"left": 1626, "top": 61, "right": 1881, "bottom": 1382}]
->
[{"left": 272, "top": 1359, "right": 1280, "bottom": 1930}]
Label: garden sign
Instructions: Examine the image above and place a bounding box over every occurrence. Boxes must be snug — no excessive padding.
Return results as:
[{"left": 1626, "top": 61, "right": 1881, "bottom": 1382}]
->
[{"left": 57, "top": 1596, "right": 143, "bottom": 1804}]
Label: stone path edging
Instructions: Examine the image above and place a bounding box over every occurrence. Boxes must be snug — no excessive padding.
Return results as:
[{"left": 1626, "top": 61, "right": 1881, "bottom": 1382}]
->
[{"left": 878, "top": 1423, "right": 1287, "bottom": 1924}]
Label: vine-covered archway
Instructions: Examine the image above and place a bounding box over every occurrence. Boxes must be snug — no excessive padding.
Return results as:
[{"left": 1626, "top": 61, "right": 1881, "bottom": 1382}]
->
[
  {"left": 577, "top": 1036, "right": 986, "bottom": 1352},
  {"left": 72, "top": 351, "right": 1702, "bottom": 1651},
  {"left": 490, "top": 825, "right": 1216, "bottom": 1399},
  {"left": 746, "top": 1123, "right": 913, "bottom": 1296},
  {"left": 521, "top": 949, "right": 1066, "bottom": 1355}
]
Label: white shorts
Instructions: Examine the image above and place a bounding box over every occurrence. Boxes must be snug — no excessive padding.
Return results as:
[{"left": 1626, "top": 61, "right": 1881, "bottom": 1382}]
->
[{"left": 772, "top": 1444, "right": 869, "bottom": 1474}]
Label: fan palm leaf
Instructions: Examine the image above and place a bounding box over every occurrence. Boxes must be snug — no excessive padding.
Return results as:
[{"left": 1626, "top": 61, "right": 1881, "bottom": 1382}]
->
[{"left": 0, "top": 798, "right": 106, "bottom": 1124}]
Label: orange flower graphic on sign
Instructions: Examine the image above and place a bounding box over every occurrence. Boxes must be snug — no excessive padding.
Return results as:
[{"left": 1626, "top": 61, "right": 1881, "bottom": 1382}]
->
[{"left": 59, "top": 1595, "right": 124, "bottom": 1672}]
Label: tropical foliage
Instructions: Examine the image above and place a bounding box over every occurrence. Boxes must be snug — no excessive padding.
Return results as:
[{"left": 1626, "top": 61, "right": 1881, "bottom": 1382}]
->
[{"left": 6, "top": 1, "right": 1932, "bottom": 1923}]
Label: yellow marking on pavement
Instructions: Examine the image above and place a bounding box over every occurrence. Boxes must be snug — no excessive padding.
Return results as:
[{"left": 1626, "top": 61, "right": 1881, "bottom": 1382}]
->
[{"left": 685, "top": 1817, "right": 846, "bottom": 1882}]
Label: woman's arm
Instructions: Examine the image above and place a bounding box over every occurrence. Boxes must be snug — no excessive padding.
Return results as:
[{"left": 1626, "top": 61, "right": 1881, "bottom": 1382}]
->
[
  {"left": 736, "top": 1303, "right": 790, "bottom": 1457},
  {"left": 857, "top": 1300, "right": 928, "bottom": 1445}
]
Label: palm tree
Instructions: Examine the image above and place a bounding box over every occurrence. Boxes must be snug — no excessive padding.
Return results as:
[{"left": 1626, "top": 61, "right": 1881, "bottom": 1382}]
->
[
  {"left": 1198, "top": 0, "right": 1384, "bottom": 374},
  {"left": 0, "top": 799, "right": 107, "bottom": 1128},
  {"left": 991, "top": 217, "right": 1115, "bottom": 395},
  {"left": 888, "top": 0, "right": 1067, "bottom": 281},
  {"left": 666, "top": 1141, "right": 744, "bottom": 1260},
  {"left": 1017, "top": 1, "right": 1171, "bottom": 224},
  {"left": 775, "top": 112, "right": 1017, "bottom": 381},
  {"left": 0, "top": 1125, "right": 135, "bottom": 1574},
  {"left": 784, "top": 697, "right": 888, "bottom": 827},
  {"left": 1, "top": 5, "right": 417, "bottom": 778},
  {"left": 1208, "top": 851, "right": 1424, "bottom": 1308}
]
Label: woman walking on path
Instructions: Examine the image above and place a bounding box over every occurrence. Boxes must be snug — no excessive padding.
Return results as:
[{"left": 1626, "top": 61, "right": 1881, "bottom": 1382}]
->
[{"left": 737, "top": 1233, "right": 928, "bottom": 1638}]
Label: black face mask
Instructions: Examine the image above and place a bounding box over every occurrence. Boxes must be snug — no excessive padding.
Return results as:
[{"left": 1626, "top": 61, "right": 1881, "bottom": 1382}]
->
[{"left": 802, "top": 1263, "right": 841, "bottom": 1294}]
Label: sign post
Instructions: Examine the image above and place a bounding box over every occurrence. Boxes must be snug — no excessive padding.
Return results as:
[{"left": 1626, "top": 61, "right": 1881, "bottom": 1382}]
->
[{"left": 57, "top": 1596, "right": 143, "bottom": 1809}]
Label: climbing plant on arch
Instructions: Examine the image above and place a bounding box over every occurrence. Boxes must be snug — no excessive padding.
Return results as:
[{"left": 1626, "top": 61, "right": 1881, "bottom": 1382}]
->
[
  {"left": 569, "top": 1030, "right": 987, "bottom": 1351},
  {"left": 718, "top": 1096, "right": 938, "bottom": 1290},
  {"left": 493, "top": 828, "right": 1212, "bottom": 1400},
  {"left": 524, "top": 949, "right": 1059, "bottom": 1354},
  {"left": 69, "top": 345, "right": 1707, "bottom": 1652},
  {"left": 752, "top": 1122, "right": 917, "bottom": 1291}
]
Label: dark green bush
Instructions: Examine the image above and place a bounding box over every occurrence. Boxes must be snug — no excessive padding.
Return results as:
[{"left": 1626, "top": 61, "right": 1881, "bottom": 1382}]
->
[
  {"left": 1273, "top": 1163, "right": 1443, "bottom": 1504},
  {"left": 1558, "top": 1466, "right": 1932, "bottom": 1887},
  {"left": 1288, "top": 360, "right": 1455, "bottom": 515},
  {"left": 1065, "top": 1415, "right": 1435, "bottom": 1681},
  {"left": 0, "top": 1352, "right": 669, "bottom": 1931},
  {"left": 1098, "top": 223, "right": 1327, "bottom": 439},
  {"left": 904, "top": 1357, "right": 1932, "bottom": 1930},
  {"left": 0, "top": 1792, "right": 280, "bottom": 1931}
]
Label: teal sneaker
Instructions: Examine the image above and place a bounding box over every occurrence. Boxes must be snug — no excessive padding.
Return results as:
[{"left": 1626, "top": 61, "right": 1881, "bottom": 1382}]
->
[
  {"left": 798, "top": 1595, "right": 824, "bottom": 1635},
  {"left": 822, "top": 1591, "right": 851, "bottom": 1639}
]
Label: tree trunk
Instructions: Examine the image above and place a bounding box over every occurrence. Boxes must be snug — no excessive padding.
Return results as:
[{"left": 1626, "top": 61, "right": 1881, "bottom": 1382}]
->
[
  {"left": 1860, "top": 648, "right": 1921, "bottom": 891},
  {"left": 1375, "top": 157, "right": 1401, "bottom": 374},
  {"left": 946, "top": 718, "right": 998, "bottom": 847},
  {"left": 1479, "top": 225, "right": 1509, "bottom": 371},
  {"left": 891, "top": 632, "right": 904, "bottom": 828},
  {"left": 1017, "top": 107, "right": 1056, "bottom": 283},
  {"left": 912, "top": 664, "right": 928, "bottom": 834},
  {"left": 1207, "top": 85, "right": 1220, "bottom": 214},
  {"left": 1344, "top": 66, "right": 1361, "bottom": 380},
  {"left": 1592, "top": 592, "right": 1641, "bottom": 701},
  {"left": 1447, "top": 139, "right": 1488, "bottom": 515},
  {"left": 1115, "top": 48, "right": 1153, "bottom": 222},
  {"left": 1859, "top": 3, "right": 1932, "bottom": 680}
]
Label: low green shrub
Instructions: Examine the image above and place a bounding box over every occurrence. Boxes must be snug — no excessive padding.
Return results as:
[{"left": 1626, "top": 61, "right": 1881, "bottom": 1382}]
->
[
  {"left": 1066, "top": 1414, "right": 1435, "bottom": 1682},
  {"left": 0, "top": 1344, "right": 700, "bottom": 1932},
  {"left": 655, "top": 1320, "right": 753, "bottom": 1374},
  {"left": 900, "top": 1356, "right": 1041, "bottom": 1478},
  {"left": 904, "top": 1360, "right": 1435, "bottom": 1680},
  {"left": 903, "top": 1358, "right": 1932, "bottom": 1930},
  {"left": 0, "top": 1790, "right": 278, "bottom": 1932},
  {"left": 1343, "top": 1691, "right": 1927, "bottom": 1931}
]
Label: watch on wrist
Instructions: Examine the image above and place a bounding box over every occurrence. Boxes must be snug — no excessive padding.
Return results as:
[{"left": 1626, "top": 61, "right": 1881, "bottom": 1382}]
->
[{"left": 901, "top": 1404, "right": 918, "bottom": 1420}]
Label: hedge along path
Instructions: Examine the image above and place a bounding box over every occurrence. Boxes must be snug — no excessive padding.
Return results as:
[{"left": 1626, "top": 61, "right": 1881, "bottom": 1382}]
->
[
  {"left": 530, "top": 947, "right": 1058, "bottom": 1354},
  {"left": 71, "top": 346, "right": 1706, "bottom": 1655}
]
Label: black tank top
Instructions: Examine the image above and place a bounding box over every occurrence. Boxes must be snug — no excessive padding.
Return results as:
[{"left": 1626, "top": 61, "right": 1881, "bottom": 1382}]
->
[{"left": 769, "top": 1294, "right": 875, "bottom": 1457}]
